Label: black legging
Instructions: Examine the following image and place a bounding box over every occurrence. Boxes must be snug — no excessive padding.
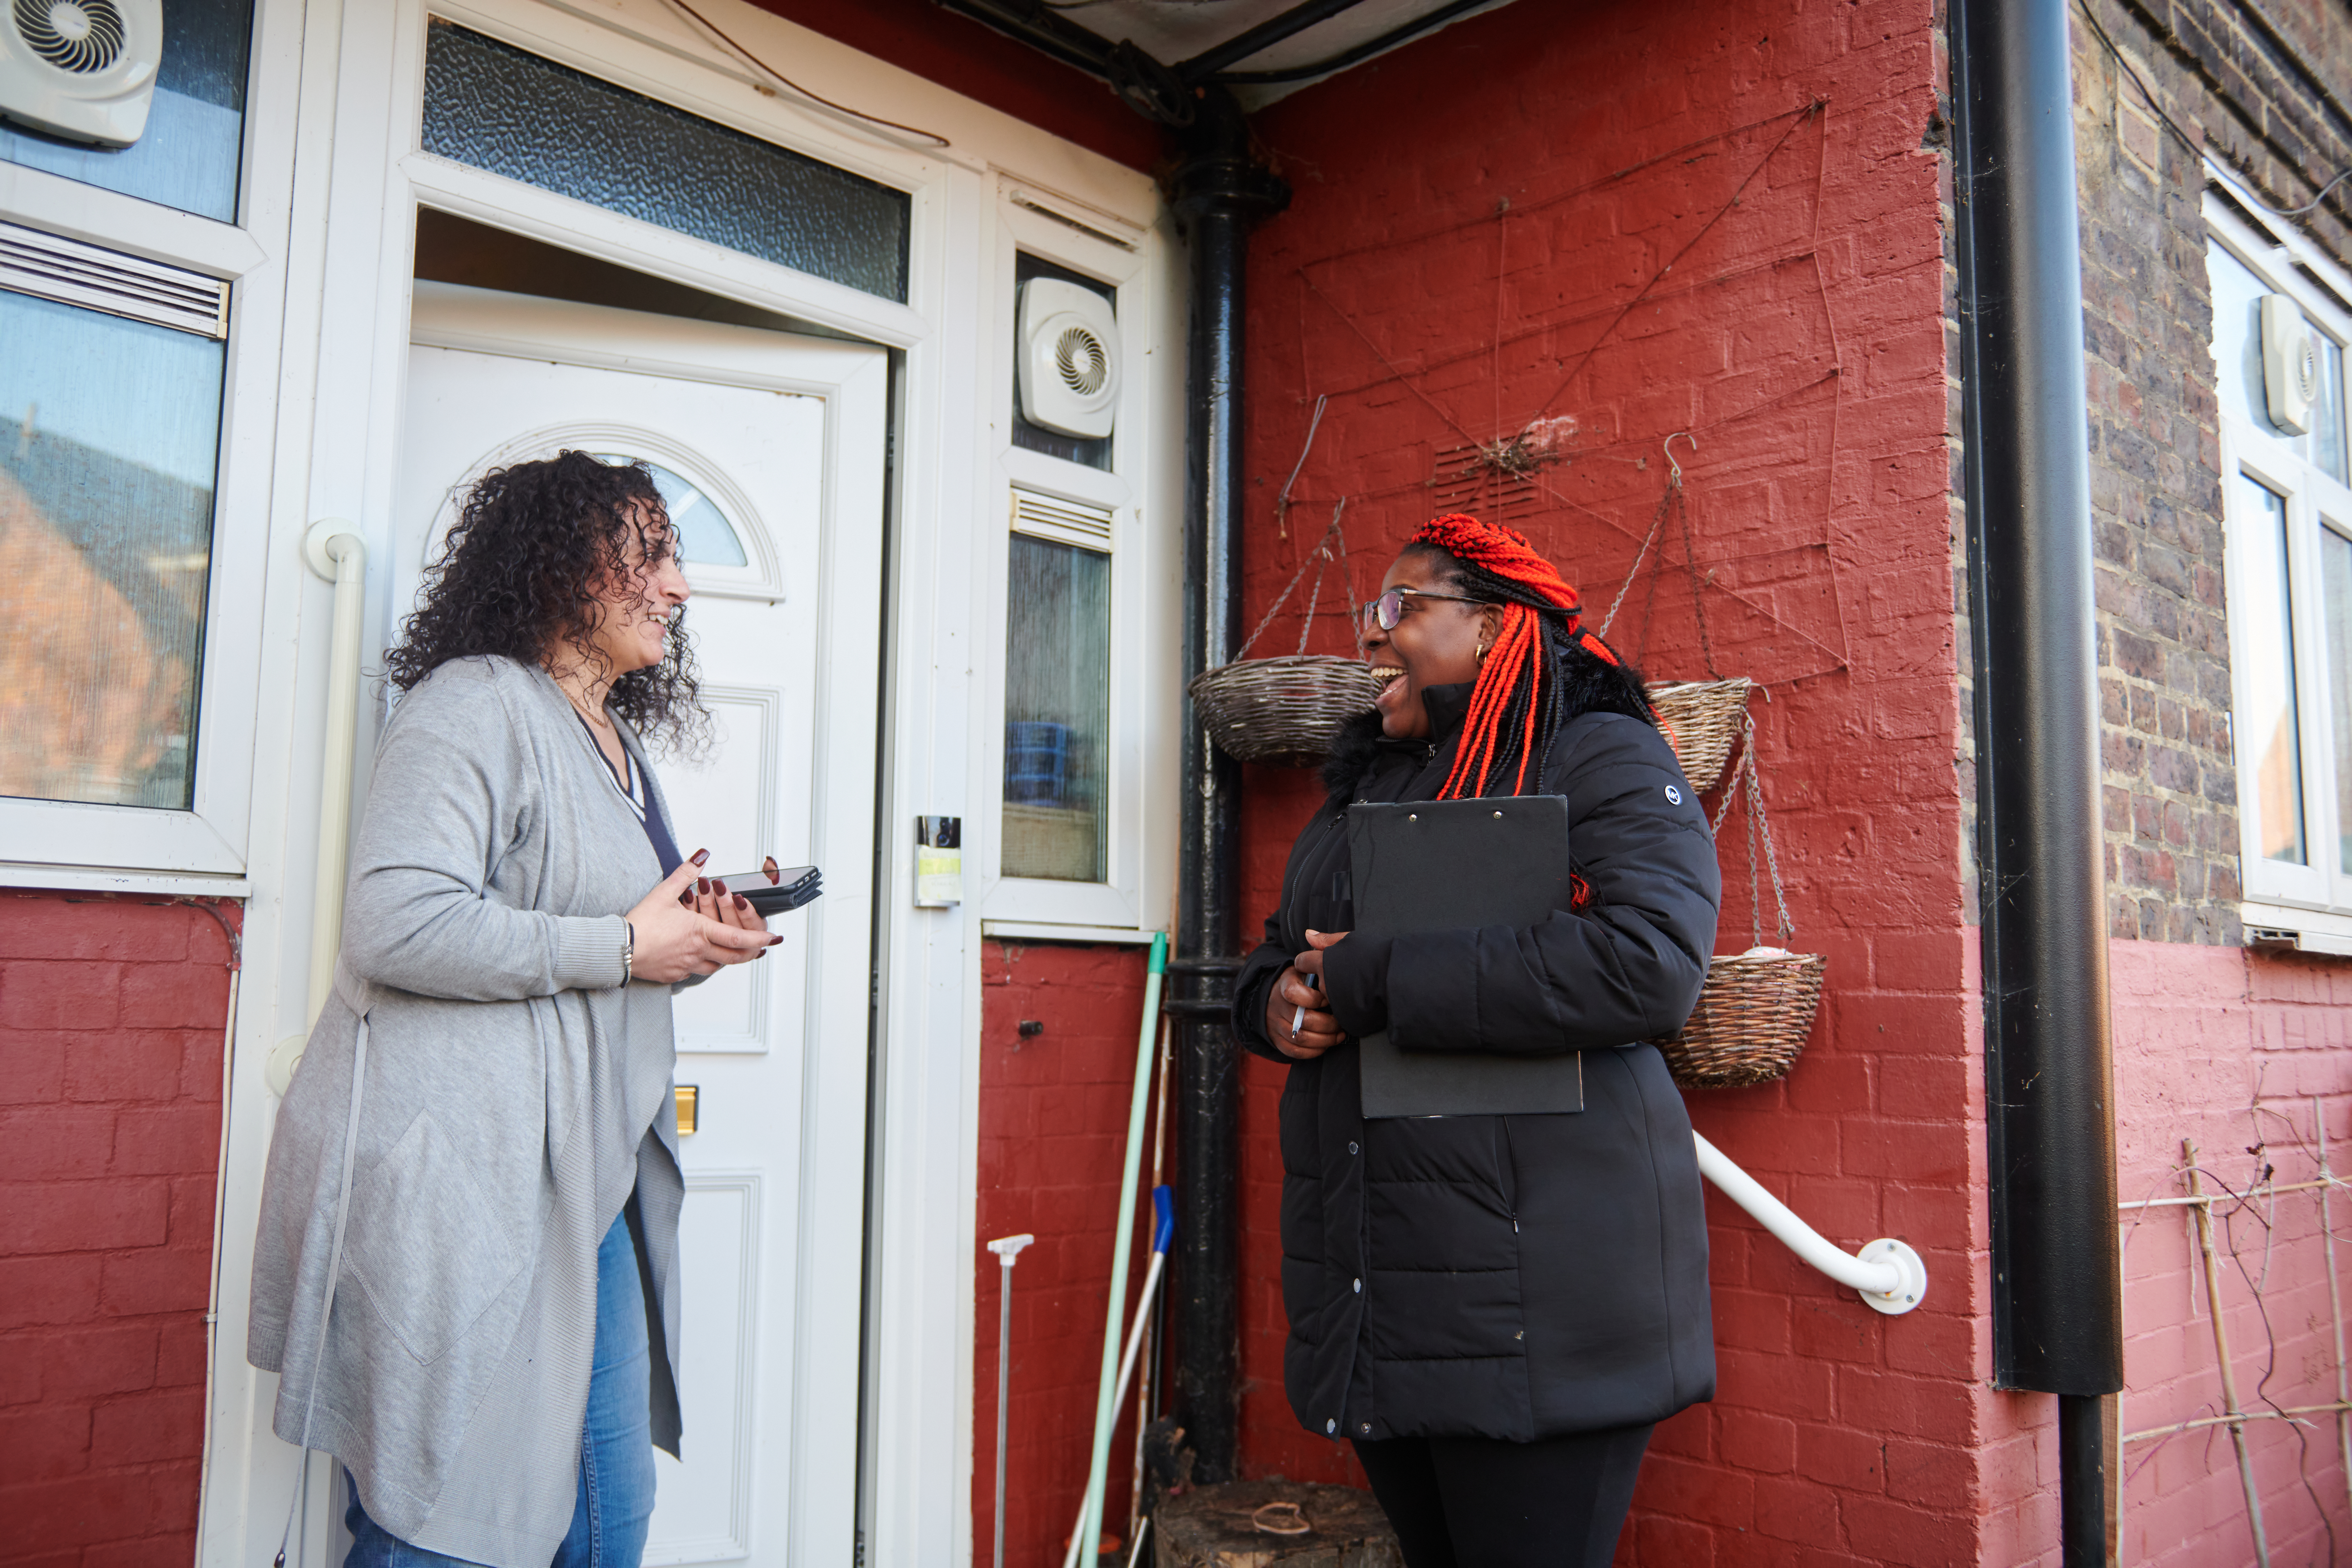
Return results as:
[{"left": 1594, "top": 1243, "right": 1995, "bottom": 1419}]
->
[{"left": 1351, "top": 1422, "right": 1654, "bottom": 1568}]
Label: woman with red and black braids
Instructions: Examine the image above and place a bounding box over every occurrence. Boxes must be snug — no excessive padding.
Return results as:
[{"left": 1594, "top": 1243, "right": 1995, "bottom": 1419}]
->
[{"left": 1230, "top": 514, "right": 1720, "bottom": 1568}]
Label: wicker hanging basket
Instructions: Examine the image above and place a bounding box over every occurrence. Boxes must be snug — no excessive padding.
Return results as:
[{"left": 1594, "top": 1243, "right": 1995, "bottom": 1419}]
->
[
  {"left": 1645, "top": 677, "right": 1750, "bottom": 792},
  {"left": 1656, "top": 947, "right": 1828, "bottom": 1088},
  {"left": 1196, "top": 503, "right": 1386, "bottom": 767},
  {"left": 1192, "top": 655, "right": 1389, "bottom": 767},
  {"left": 1654, "top": 717, "right": 1825, "bottom": 1088}
]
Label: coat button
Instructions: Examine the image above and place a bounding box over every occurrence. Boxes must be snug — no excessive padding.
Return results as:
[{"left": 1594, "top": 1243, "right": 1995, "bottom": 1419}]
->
[
  {"left": 1353, "top": 1277, "right": 1362, "bottom": 1292},
  {"left": 1326, "top": 1418, "right": 1337, "bottom": 1434},
  {"left": 1361, "top": 1423, "right": 1373, "bottom": 1435},
  {"left": 1348, "top": 1141, "right": 1359, "bottom": 1155}
]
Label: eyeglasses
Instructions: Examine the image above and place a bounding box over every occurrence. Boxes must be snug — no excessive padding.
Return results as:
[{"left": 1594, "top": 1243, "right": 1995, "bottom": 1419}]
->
[{"left": 1357, "top": 587, "right": 1492, "bottom": 632}]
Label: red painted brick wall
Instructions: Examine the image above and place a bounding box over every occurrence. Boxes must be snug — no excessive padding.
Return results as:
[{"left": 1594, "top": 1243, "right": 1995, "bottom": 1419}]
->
[
  {"left": 974, "top": 938, "right": 1161, "bottom": 1564},
  {"left": 1233, "top": 0, "right": 2037, "bottom": 1561},
  {"left": 2110, "top": 940, "right": 2352, "bottom": 1565},
  {"left": 746, "top": 0, "right": 1162, "bottom": 173},
  {"left": 0, "top": 890, "right": 238, "bottom": 1568}
]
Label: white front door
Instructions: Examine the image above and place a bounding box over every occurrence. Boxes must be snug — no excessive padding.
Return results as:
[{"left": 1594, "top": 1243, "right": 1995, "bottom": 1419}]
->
[{"left": 396, "top": 282, "right": 887, "bottom": 1564}]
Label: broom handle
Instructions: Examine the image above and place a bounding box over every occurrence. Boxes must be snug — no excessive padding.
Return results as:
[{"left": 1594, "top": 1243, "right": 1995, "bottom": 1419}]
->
[{"left": 1072, "top": 933, "right": 1167, "bottom": 1566}]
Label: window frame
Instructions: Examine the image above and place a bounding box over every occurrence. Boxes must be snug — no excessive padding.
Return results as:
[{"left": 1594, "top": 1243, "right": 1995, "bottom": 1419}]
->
[
  {"left": 2209, "top": 183, "right": 2352, "bottom": 943},
  {"left": 0, "top": 0, "right": 296, "bottom": 892},
  {"left": 973, "top": 189, "right": 1177, "bottom": 934}
]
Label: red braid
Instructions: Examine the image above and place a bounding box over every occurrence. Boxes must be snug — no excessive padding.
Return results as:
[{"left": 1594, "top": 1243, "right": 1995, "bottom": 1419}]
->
[{"left": 1413, "top": 513, "right": 1622, "bottom": 800}]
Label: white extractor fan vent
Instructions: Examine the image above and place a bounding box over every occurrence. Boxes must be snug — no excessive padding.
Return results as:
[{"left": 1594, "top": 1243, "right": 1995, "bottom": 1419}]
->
[
  {"left": 0, "top": 0, "right": 162, "bottom": 147},
  {"left": 1018, "top": 278, "right": 1120, "bottom": 441},
  {"left": 2261, "top": 292, "right": 2322, "bottom": 435}
]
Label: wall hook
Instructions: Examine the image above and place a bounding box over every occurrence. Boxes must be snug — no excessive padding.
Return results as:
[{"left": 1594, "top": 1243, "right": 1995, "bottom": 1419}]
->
[{"left": 1663, "top": 431, "right": 1697, "bottom": 488}]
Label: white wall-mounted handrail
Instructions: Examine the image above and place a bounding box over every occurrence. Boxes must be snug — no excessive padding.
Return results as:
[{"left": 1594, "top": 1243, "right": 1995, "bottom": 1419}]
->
[
  {"left": 304, "top": 519, "right": 368, "bottom": 1020},
  {"left": 1694, "top": 1131, "right": 1928, "bottom": 1315},
  {"left": 266, "top": 520, "right": 367, "bottom": 1097}
]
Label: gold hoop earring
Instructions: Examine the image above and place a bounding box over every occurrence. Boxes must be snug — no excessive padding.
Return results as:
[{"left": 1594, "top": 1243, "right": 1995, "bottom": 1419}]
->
[{"left": 1475, "top": 642, "right": 1490, "bottom": 665}]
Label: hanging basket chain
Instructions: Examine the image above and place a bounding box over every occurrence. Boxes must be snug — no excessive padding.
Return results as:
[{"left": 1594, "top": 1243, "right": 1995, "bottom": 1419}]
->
[
  {"left": 1598, "top": 433, "right": 1693, "bottom": 639},
  {"left": 1669, "top": 465, "right": 1725, "bottom": 682},
  {"left": 1236, "top": 499, "right": 1349, "bottom": 661},
  {"left": 1599, "top": 486, "right": 1673, "bottom": 638},
  {"left": 1708, "top": 714, "right": 1794, "bottom": 948},
  {"left": 1600, "top": 433, "right": 1721, "bottom": 685},
  {"left": 1274, "top": 394, "right": 1330, "bottom": 542}
]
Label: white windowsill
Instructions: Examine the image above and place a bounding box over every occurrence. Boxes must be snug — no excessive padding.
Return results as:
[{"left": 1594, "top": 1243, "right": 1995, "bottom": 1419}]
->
[
  {"left": 980, "top": 919, "right": 1161, "bottom": 946},
  {"left": 2241, "top": 901, "right": 2352, "bottom": 956},
  {"left": 0, "top": 863, "right": 253, "bottom": 899}
]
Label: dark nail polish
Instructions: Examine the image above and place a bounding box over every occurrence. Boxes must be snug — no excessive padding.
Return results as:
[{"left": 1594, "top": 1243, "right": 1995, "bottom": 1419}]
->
[
  {"left": 768, "top": 935, "right": 783, "bottom": 946},
  {"left": 733, "top": 893, "right": 749, "bottom": 911},
  {"left": 691, "top": 848, "right": 710, "bottom": 866},
  {"left": 697, "top": 878, "right": 710, "bottom": 894}
]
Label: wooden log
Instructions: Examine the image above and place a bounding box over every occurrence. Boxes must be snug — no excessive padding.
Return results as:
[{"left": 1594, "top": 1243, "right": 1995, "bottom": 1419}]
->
[{"left": 1152, "top": 1480, "right": 1400, "bottom": 1568}]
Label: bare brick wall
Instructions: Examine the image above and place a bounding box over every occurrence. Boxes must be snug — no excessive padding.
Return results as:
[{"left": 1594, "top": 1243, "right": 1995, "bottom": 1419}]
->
[
  {"left": 0, "top": 890, "right": 238, "bottom": 1567},
  {"left": 2073, "top": 3, "right": 2243, "bottom": 944},
  {"left": 2122, "top": 0, "right": 2352, "bottom": 262},
  {"left": 2065, "top": 0, "right": 2352, "bottom": 944}
]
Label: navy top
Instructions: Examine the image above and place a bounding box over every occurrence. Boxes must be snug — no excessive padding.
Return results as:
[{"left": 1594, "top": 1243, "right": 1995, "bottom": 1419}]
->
[{"left": 575, "top": 709, "right": 685, "bottom": 875}]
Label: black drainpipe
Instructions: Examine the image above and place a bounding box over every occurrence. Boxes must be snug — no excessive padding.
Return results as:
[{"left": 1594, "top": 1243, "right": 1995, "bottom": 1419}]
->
[
  {"left": 1951, "top": 0, "right": 2124, "bottom": 1561},
  {"left": 1162, "top": 87, "right": 1288, "bottom": 1485}
]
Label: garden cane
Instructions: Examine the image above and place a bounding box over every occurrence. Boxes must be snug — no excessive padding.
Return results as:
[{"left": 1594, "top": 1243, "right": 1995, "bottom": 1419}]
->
[
  {"left": 986, "top": 1232, "right": 1033, "bottom": 1568},
  {"left": 1068, "top": 933, "right": 1167, "bottom": 1567}
]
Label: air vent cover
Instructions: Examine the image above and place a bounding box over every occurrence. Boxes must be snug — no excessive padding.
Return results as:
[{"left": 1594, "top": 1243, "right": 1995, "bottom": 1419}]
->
[
  {"left": 1017, "top": 278, "right": 1120, "bottom": 441},
  {"left": 0, "top": 0, "right": 161, "bottom": 147},
  {"left": 0, "top": 220, "right": 227, "bottom": 337},
  {"left": 2261, "top": 292, "right": 2321, "bottom": 436},
  {"left": 1011, "top": 488, "right": 1114, "bottom": 552}
]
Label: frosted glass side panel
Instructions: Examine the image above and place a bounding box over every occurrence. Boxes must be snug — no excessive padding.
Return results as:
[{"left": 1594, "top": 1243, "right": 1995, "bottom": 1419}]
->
[
  {"left": 0, "top": 1, "right": 253, "bottom": 223},
  {"left": 422, "top": 22, "right": 910, "bottom": 302},
  {"left": 1003, "top": 535, "right": 1109, "bottom": 882},
  {"left": 0, "top": 291, "right": 224, "bottom": 808},
  {"left": 2239, "top": 475, "right": 2306, "bottom": 864}
]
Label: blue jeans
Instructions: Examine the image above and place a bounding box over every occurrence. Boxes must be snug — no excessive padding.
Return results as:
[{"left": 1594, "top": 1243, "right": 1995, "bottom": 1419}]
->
[{"left": 346, "top": 1203, "right": 657, "bottom": 1568}]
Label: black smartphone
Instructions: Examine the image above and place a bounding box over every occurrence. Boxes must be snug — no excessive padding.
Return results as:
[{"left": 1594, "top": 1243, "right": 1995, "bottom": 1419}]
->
[{"left": 707, "top": 864, "right": 823, "bottom": 914}]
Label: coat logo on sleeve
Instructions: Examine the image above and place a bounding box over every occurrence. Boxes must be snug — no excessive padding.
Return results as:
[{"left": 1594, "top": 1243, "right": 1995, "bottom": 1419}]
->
[{"left": 1665, "top": 785, "right": 1683, "bottom": 805}]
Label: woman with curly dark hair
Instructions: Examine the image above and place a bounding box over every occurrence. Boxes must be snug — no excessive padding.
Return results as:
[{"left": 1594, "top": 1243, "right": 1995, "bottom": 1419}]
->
[{"left": 249, "top": 451, "right": 775, "bottom": 1568}]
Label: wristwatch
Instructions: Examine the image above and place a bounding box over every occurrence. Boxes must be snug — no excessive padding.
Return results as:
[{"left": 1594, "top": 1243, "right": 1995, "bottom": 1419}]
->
[{"left": 623, "top": 921, "right": 635, "bottom": 986}]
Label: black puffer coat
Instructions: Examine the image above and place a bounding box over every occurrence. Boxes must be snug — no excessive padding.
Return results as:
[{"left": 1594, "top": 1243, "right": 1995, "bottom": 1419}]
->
[{"left": 1232, "top": 681, "right": 1721, "bottom": 1444}]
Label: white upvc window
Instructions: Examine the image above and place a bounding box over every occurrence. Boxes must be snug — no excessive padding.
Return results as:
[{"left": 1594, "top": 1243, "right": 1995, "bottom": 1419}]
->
[
  {"left": 0, "top": 0, "right": 296, "bottom": 894},
  {"left": 2210, "top": 180, "right": 2352, "bottom": 951},
  {"left": 975, "top": 184, "right": 1179, "bottom": 936}
]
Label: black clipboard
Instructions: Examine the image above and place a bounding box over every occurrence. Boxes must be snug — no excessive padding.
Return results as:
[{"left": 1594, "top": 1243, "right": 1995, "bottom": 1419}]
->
[{"left": 1347, "top": 796, "right": 1585, "bottom": 1118}]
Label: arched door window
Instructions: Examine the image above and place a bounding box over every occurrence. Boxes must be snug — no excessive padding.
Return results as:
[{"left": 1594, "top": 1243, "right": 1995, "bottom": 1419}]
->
[{"left": 595, "top": 454, "right": 747, "bottom": 568}]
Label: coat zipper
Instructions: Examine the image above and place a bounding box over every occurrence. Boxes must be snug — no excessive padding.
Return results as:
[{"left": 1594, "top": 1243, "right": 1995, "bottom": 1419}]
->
[{"left": 1498, "top": 1120, "right": 1521, "bottom": 1233}]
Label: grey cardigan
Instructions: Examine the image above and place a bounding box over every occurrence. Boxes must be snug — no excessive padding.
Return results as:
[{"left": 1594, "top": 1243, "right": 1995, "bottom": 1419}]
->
[{"left": 249, "top": 656, "right": 686, "bottom": 1568}]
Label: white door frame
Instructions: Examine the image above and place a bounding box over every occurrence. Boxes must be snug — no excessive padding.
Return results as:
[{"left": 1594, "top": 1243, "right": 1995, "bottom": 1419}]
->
[{"left": 200, "top": 2, "right": 1180, "bottom": 1564}]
